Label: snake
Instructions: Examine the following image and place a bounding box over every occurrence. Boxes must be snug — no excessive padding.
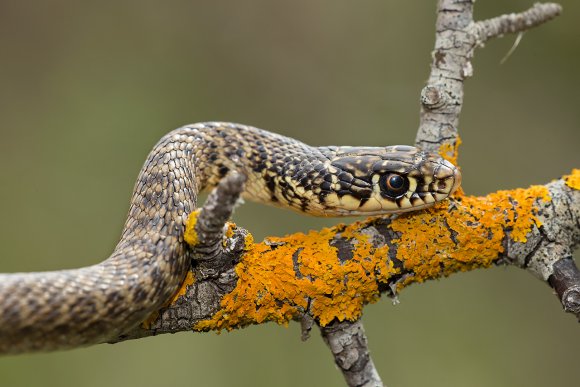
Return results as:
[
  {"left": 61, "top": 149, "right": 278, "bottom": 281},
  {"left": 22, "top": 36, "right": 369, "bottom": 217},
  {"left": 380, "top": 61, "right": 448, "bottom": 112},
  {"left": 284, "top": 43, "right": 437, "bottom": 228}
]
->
[{"left": 0, "top": 122, "right": 461, "bottom": 354}]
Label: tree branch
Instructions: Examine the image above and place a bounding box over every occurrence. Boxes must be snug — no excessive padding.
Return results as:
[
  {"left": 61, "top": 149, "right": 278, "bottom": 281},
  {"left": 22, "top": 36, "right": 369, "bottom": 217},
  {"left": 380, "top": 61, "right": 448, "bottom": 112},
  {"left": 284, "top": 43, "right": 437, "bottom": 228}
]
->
[
  {"left": 320, "top": 320, "right": 383, "bottom": 387},
  {"left": 189, "top": 171, "right": 246, "bottom": 259},
  {"left": 415, "top": 1, "right": 576, "bottom": 313},
  {"left": 417, "top": 1, "right": 562, "bottom": 155},
  {"left": 470, "top": 3, "right": 562, "bottom": 44},
  {"left": 115, "top": 170, "right": 580, "bottom": 343},
  {"left": 549, "top": 258, "right": 580, "bottom": 318}
]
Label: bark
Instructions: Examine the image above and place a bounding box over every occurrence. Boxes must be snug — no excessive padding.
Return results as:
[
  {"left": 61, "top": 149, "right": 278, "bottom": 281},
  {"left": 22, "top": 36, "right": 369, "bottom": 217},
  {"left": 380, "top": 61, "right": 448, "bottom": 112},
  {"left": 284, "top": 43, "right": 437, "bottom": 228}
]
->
[{"left": 320, "top": 320, "right": 383, "bottom": 387}]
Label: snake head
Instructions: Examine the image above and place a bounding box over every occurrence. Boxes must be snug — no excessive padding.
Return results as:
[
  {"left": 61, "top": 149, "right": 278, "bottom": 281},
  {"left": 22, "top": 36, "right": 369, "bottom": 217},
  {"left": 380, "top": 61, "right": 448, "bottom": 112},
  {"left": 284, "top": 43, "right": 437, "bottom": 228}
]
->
[{"left": 314, "top": 145, "right": 461, "bottom": 216}]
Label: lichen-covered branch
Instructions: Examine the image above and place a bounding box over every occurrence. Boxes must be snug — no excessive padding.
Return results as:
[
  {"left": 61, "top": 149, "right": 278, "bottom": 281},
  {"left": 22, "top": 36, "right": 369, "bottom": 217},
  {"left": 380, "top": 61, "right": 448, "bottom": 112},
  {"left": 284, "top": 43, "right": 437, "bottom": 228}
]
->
[
  {"left": 118, "top": 174, "right": 250, "bottom": 341},
  {"left": 116, "top": 169, "right": 579, "bottom": 343}
]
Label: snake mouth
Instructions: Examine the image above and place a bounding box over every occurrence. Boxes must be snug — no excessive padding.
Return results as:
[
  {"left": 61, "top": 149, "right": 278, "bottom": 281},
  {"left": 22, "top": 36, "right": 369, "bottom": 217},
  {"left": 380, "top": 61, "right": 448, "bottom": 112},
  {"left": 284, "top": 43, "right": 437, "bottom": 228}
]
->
[
  {"left": 432, "top": 159, "right": 462, "bottom": 195},
  {"left": 450, "top": 169, "right": 462, "bottom": 195},
  {"left": 440, "top": 159, "right": 462, "bottom": 196}
]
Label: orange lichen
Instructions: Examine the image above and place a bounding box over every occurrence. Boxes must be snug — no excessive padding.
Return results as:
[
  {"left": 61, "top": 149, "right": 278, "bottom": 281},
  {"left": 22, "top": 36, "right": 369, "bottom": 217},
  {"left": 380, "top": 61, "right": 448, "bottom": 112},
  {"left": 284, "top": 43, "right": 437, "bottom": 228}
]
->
[
  {"left": 223, "top": 221, "right": 236, "bottom": 247},
  {"left": 438, "top": 136, "right": 462, "bottom": 167},
  {"left": 439, "top": 137, "right": 464, "bottom": 196},
  {"left": 225, "top": 222, "right": 235, "bottom": 238},
  {"left": 244, "top": 232, "right": 255, "bottom": 250},
  {"left": 564, "top": 169, "right": 580, "bottom": 190},
  {"left": 184, "top": 209, "right": 201, "bottom": 246},
  {"left": 391, "top": 184, "right": 550, "bottom": 289},
  {"left": 192, "top": 223, "right": 398, "bottom": 331}
]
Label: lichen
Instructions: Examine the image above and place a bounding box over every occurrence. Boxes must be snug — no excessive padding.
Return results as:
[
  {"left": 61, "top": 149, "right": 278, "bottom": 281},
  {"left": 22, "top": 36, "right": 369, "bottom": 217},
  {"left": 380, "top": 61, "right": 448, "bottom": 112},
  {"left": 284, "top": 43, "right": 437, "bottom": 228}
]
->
[
  {"left": 184, "top": 209, "right": 201, "bottom": 246},
  {"left": 223, "top": 221, "right": 236, "bottom": 247},
  {"left": 564, "top": 168, "right": 580, "bottom": 190},
  {"left": 439, "top": 137, "right": 464, "bottom": 196},
  {"left": 193, "top": 223, "right": 398, "bottom": 331},
  {"left": 438, "top": 136, "right": 461, "bottom": 167},
  {"left": 391, "top": 184, "right": 550, "bottom": 289}
]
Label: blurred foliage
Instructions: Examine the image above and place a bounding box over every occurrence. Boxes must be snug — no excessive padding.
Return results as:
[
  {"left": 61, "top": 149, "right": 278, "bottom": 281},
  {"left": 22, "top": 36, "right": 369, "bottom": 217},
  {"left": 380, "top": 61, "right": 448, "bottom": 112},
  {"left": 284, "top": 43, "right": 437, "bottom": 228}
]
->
[{"left": 0, "top": 1, "right": 578, "bottom": 386}]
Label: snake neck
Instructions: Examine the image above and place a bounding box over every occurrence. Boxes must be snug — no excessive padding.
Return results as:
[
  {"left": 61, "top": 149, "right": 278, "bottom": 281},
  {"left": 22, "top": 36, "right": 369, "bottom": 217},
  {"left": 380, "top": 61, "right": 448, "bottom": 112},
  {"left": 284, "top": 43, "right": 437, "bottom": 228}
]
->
[{"left": 175, "top": 122, "right": 335, "bottom": 215}]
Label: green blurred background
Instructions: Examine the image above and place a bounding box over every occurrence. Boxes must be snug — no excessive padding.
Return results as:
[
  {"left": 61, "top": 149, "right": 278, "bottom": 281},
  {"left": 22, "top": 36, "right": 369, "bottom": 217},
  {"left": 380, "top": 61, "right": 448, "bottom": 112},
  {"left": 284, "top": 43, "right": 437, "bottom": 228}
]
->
[{"left": 0, "top": 1, "right": 578, "bottom": 386}]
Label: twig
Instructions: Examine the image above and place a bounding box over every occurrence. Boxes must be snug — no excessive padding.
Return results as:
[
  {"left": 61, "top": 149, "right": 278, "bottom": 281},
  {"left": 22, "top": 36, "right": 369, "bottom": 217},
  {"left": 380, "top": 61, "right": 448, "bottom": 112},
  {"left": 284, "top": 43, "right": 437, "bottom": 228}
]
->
[
  {"left": 470, "top": 3, "right": 562, "bottom": 44},
  {"left": 417, "top": 1, "right": 562, "bottom": 154},
  {"left": 549, "top": 258, "right": 580, "bottom": 320},
  {"left": 190, "top": 171, "right": 246, "bottom": 263},
  {"left": 416, "top": 0, "right": 475, "bottom": 154},
  {"left": 320, "top": 320, "right": 383, "bottom": 387}
]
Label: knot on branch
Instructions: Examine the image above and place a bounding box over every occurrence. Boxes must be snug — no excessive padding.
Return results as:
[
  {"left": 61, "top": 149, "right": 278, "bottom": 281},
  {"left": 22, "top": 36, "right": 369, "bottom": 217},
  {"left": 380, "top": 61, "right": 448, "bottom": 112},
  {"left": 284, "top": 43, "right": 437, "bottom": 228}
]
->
[{"left": 420, "top": 85, "right": 448, "bottom": 110}]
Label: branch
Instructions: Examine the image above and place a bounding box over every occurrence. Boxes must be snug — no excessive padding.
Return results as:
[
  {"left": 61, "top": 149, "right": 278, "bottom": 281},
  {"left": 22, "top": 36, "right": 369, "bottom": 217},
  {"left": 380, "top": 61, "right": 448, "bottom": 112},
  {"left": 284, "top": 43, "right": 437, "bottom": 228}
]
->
[
  {"left": 415, "top": 1, "right": 576, "bottom": 308},
  {"left": 118, "top": 173, "right": 250, "bottom": 341},
  {"left": 187, "top": 171, "right": 246, "bottom": 267},
  {"left": 549, "top": 258, "right": 580, "bottom": 316},
  {"left": 320, "top": 320, "right": 383, "bottom": 387},
  {"left": 470, "top": 3, "right": 562, "bottom": 44},
  {"left": 417, "top": 1, "right": 562, "bottom": 155},
  {"left": 115, "top": 170, "right": 580, "bottom": 343}
]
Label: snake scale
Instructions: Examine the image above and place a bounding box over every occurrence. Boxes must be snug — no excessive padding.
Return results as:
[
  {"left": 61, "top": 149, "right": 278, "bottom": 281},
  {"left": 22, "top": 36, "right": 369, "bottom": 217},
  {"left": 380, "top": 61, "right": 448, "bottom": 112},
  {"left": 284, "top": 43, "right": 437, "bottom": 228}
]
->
[{"left": 0, "top": 122, "right": 461, "bottom": 354}]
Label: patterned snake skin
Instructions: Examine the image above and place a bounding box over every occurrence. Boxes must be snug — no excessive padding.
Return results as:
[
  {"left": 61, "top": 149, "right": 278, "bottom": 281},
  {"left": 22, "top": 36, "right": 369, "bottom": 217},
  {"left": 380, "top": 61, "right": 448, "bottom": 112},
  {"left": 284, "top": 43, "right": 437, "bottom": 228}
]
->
[{"left": 0, "top": 122, "right": 461, "bottom": 353}]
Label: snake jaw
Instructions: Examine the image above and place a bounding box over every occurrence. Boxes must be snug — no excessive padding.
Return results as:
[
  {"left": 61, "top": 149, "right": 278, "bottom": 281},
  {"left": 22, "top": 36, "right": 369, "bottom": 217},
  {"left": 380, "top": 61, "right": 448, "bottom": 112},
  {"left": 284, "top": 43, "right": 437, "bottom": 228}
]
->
[
  {"left": 431, "top": 158, "right": 462, "bottom": 200},
  {"left": 449, "top": 163, "right": 462, "bottom": 196}
]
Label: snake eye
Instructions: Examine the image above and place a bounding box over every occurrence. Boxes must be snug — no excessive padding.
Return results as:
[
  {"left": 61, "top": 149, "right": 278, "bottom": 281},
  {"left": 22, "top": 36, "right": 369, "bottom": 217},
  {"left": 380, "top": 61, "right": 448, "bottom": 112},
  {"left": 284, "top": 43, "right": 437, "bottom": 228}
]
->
[{"left": 379, "top": 173, "right": 409, "bottom": 198}]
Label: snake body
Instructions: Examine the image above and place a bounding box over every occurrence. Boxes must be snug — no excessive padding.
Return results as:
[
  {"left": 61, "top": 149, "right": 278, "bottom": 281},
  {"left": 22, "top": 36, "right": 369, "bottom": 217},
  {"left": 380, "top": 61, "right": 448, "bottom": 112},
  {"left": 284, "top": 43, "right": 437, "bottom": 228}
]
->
[{"left": 0, "top": 122, "right": 461, "bottom": 353}]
